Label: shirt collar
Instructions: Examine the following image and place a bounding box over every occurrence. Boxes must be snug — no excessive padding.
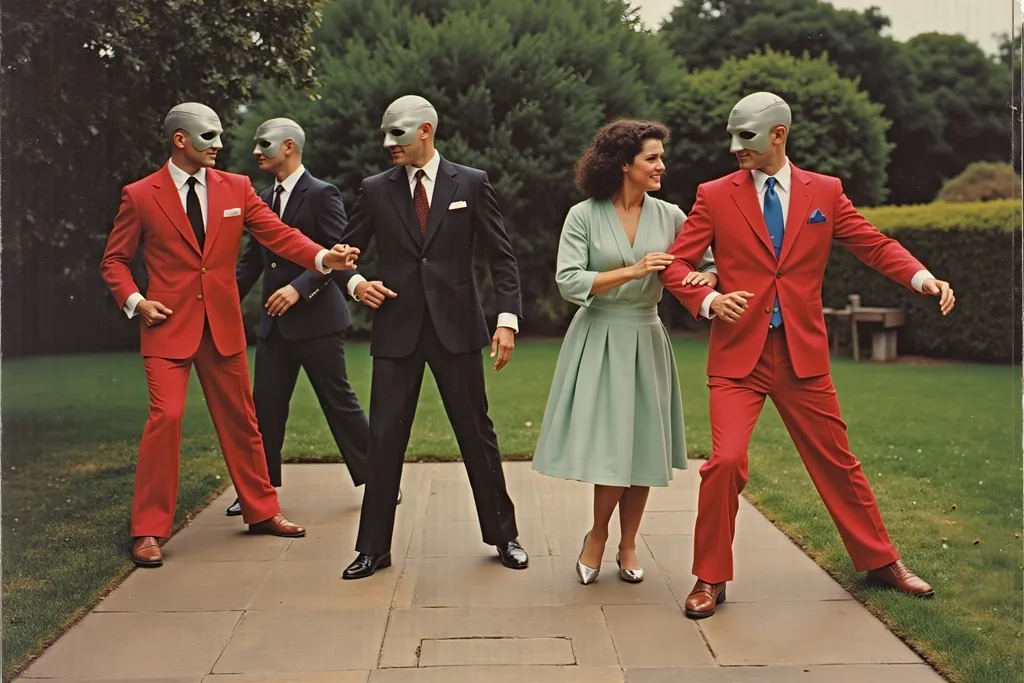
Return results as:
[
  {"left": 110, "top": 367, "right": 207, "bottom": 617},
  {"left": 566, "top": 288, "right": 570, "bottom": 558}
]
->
[
  {"left": 168, "top": 159, "right": 206, "bottom": 189},
  {"left": 406, "top": 150, "right": 440, "bottom": 184},
  {"left": 751, "top": 158, "right": 791, "bottom": 194},
  {"left": 274, "top": 164, "right": 306, "bottom": 193}
]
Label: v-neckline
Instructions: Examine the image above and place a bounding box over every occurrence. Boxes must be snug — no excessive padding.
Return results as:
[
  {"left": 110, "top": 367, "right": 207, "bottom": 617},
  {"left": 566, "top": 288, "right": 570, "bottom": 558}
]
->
[{"left": 606, "top": 196, "right": 647, "bottom": 265}]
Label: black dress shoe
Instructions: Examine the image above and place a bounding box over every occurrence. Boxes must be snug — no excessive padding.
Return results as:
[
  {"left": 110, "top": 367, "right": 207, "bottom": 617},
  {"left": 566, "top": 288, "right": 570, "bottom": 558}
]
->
[
  {"left": 342, "top": 552, "right": 392, "bottom": 580},
  {"left": 226, "top": 498, "right": 242, "bottom": 516},
  {"left": 496, "top": 539, "right": 529, "bottom": 569}
]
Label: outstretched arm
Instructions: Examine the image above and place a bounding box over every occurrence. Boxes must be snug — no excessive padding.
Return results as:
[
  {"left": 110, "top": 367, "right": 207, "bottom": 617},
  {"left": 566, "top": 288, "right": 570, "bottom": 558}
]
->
[{"left": 832, "top": 179, "right": 954, "bottom": 315}]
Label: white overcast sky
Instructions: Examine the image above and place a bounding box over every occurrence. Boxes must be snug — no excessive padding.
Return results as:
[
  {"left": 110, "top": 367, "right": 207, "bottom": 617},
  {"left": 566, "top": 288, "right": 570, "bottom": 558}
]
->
[{"left": 633, "top": 0, "right": 1022, "bottom": 55}]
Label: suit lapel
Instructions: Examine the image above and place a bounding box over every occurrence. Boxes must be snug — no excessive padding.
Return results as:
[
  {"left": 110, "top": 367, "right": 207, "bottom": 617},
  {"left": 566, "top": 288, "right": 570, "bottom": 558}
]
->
[
  {"left": 152, "top": 165, "right": 201, "bottom": 255},
  {"left": 387, "top": 165, "right": 423, "bottom": 248},
  {"left": 730, "top": 173, "right": 775, "bottom": 256},
  {"left": 422, "top": 158, "right": 458, "bottom": 252},
  {"left": 282, "top": 171, "right": 311, "bottom": 225},
  {"left": 203, "top": 170, "right": 225, "bottom": 256},
  {"left": 778, "top": 165, "right": 813, "bottom": 265}
]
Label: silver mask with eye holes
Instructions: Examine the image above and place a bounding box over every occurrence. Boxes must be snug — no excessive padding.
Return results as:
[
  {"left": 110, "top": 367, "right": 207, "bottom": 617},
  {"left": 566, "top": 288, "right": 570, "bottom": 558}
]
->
[
  {"left": 253, "top": 118, "right": 305, "bottom": 159},
  {"left": 163, "top": 102, "right": 224, "bottom": 151},
  {"left": 380, "top": 95, "right": 438, "bottom": 147},
  {"left": 727, "top": 92, "right": 791, "bottom": 154}
]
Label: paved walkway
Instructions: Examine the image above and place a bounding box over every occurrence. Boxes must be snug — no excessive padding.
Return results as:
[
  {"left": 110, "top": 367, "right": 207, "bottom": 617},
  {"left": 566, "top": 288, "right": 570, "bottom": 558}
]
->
[{"left": 18, "top": 461, "right": 945, "bottom": 683}]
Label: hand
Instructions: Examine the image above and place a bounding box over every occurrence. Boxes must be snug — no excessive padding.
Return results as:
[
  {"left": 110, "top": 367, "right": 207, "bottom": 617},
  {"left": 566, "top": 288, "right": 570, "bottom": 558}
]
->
[
  {"left": 266, "top": 285, "right": 300, "bottom": 317},
  {"left": 323, "top": 244, "right": 360, "bottom": 270},
  {"left": 490, "top": 327, "right": 515, "bottom": 372},
  {"left": 683, "top": 271, "right": 717, "bottom": 288},
  {"left": 709, "top": 290, "right": 755, "bottom": 323},
  {"left": 136, "top": 299, "right": 173, "bottom": 327},
  {"left": 354, "top": 280, "right": 397, "bottom": 309},
  {"left": 630, "top": 252, "right": 674, "bottom": 279},
  {"left": 922, "top": 278, "right": 955, "bottom": 316}
]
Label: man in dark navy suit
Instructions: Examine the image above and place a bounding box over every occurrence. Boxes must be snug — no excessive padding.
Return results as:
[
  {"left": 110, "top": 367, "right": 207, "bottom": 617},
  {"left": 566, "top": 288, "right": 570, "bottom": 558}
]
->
[
  {"left": 338, "top": 96, "right": 527, "bottom": 580},
  {"left": 228, "top": 117, "right": 387, "bottom": 515}
]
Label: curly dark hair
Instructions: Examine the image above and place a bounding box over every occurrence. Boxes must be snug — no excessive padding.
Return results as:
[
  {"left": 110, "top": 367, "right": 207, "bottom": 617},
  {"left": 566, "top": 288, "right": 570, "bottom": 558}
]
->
[{"left": 574, "top": 119, "right": 670, "bottom": 199}]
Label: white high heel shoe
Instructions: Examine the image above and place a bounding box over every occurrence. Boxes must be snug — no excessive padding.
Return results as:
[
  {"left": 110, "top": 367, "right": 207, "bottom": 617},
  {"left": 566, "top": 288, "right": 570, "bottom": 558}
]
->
[
  {"left": 576, "top": 532, "right": 601, "bottom": 585},
  {"left": 616, "top": 551, "right": 644, "bottom": 583}
]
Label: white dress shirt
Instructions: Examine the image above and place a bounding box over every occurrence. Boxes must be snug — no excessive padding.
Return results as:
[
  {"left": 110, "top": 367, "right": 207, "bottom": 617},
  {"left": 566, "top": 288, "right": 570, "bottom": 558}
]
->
[
  {"left": 346, "top": 150, "right": 520, "bottom": 332},
  {"left": 123, "top": 160, "right": 329, "bottom": 318},
  {"left": 699, "top": 158, "right": 932, "bottom": 319},
  {"left": 272, "top": 164, "right": 306, "bottom": 218}
]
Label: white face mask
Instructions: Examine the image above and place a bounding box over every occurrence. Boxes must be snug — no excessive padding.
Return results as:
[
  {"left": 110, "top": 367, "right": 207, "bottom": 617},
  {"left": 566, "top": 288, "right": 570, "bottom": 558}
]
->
[
  {"left": 253, "top": 118, "right": 305, "bottom": 159},
  {"left": 163, "top": 102, "right": 224, "bottom": 151},
  {"left": 726, "top": 92, "right": 791, "bottom": 154},
  {"left": 380, "top": 95, "right": 437, "bottom": 147}
]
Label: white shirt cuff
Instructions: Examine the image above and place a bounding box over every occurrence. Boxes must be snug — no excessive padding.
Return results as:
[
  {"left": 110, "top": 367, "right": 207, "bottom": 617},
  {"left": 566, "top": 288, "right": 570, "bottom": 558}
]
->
[
  {"left": 315, "top": 249, "right": 332, "bottom": 274},
  {"left": 699, "top": 292, "right": 719, "bottom": 320},
  {"left": 910, "top": 269, "right": 933, "bottom": 293},
  {"left": 347, "top": 273, "right": 368, "bottom": 299},
  {"left": 124, "top": 292, "right": 144, "bottom": 319},
  {"left": 497, "top": 312, "right": 519, "bottom": 333}
]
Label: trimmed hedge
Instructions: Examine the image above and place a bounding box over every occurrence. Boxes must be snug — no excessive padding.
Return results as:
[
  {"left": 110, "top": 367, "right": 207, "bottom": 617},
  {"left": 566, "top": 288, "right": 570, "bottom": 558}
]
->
[{"left": 822, "top": 199, "right": 1021, "bottom": 364}]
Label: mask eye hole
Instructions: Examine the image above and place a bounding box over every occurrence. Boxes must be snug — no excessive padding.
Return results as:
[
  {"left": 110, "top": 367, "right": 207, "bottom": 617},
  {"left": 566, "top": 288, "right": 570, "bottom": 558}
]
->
[
  {"left": 739, "top": 131, "right": 757, "bottom": 140},
  {"left": 200, "top": 131, "right": 218, "bottom": 140},
  {"left": 258, "top": 140, "right": 272, "bottom": 148},
  {"left": 389, "top": 129, "right": 406, "bottom": 137}
]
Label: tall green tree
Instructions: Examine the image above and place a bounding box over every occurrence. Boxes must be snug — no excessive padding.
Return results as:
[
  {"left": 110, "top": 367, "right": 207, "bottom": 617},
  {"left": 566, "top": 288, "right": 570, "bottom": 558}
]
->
[
  {"left": 657, "top": 0, "right": 1011, "bottom": 205},
  {"left": 230, "top": 0, "right": 685, "bottom": 332},
  {"left": 662, "top": 50, "right": 892, "bottom": 209},
  {"left": 897, "top": 33, "right": 1012, "bottom": 202},
  {"left": 0, "top": 0, "right": 326, "bottom": 355}
]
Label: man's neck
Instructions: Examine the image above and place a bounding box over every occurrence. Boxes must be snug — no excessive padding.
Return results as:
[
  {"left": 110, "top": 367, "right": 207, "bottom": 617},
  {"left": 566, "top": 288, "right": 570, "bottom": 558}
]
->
[
  {"left": 410, "top": 145, "right": 437, "bottom": 169},
  {"left": 275, "top": 160, "right": 302, "bottom": 183},
  {"left": 757, "top": 153, "right": 788, "bottom": 177},
  {"left": 170, "top": 153, "right": 200, "bottom": 176}
]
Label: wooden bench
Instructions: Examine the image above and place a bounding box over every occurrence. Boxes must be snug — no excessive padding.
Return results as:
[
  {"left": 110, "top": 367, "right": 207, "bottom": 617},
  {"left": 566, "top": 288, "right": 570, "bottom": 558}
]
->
[{"left": 822, "top": 294, "right": 906, "bottom": 362}]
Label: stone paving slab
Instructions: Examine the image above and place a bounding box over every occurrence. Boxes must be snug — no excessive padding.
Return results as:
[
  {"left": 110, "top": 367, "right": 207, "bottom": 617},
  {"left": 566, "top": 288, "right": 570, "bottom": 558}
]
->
[{"left": 16, "top": 461, "right": 946, "bottom": 682}]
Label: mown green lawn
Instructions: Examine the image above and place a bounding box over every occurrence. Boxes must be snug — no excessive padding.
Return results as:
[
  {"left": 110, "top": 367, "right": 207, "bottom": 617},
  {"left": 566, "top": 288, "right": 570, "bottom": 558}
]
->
[{"left": 1, "top": 337, "right": 1020, "bottom": 682}]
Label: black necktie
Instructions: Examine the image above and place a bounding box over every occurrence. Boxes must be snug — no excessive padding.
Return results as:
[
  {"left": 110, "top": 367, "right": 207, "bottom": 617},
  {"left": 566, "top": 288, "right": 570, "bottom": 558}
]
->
[
  {"left": 271, "top": 184, "right": 285, "bottom": 216},
  {"left": 185, "top": 176, "right": 205, "bottom": 250}
]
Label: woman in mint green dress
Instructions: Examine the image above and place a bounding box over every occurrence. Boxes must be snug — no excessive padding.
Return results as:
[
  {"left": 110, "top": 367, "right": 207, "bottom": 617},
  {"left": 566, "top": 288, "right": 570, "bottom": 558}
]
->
[{"left": 531, "top": 120, "right": 717, "bottom": 584}]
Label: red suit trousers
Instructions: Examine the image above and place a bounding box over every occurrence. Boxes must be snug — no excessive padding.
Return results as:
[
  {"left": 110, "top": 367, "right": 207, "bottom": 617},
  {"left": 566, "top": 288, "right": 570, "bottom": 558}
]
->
[
  {"left": 131, "top": 326, "right": 280, "bottom": 538},
  {"left": 692, "top": 327, "right": 900, "bottom": 583}
]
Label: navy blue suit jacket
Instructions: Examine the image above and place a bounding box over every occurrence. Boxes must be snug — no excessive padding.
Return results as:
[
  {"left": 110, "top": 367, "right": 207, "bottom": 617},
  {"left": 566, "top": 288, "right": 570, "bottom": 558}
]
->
[{"left": 237, "top": 170, "right": 352, "bottom": 340}]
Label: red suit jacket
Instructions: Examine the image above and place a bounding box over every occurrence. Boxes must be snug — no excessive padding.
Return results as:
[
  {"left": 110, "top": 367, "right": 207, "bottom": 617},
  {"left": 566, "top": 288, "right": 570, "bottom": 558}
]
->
[
  {"left": 661, "top": 164, "right": 926, "bottom": 379},
  {"left": 101, "top": 163, "right": 324, "bottom": 359}
]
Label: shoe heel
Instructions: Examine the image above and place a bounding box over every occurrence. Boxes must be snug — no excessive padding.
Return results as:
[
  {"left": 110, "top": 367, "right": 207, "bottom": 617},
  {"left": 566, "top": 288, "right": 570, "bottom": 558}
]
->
[
  {"left": 717, "top": 588, "right": 727, "bottom": 604},
  {"left": 380, "top": 556, "right": 392, "bottom": 569}
]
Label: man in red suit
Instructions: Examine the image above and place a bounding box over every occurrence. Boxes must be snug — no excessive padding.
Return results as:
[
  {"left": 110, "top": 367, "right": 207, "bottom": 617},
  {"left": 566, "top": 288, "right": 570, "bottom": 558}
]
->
[
  {"left": 661, "top": 92, "right": 955, "bottom": 618},
  {"left": 100, "top": 102, "right": 360, "bottom": 567}
]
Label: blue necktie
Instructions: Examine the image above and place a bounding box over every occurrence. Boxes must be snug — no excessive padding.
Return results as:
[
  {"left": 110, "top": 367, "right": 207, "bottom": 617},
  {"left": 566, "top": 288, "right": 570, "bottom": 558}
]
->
[{"left": 763, "top": 177, "right": 784, "bottom": 327}]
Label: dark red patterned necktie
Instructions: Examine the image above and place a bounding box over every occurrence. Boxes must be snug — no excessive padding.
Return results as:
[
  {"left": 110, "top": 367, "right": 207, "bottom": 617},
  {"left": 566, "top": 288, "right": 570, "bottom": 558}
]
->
[{"left": 413, "top": 169, "right": 429, "bottom": 237}]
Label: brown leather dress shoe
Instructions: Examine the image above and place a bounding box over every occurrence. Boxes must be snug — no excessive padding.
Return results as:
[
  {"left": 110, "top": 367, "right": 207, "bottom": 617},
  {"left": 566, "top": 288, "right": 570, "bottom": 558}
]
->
[
  {"left": 248, "top": 514, "right": 306, "bottom": 538},
  {"left": 866, "top": 560, "right": 934, "bottom": 598},
  {"left": 684, "top": 579, "right": 726, "bottom": 619},
  {"left": 130, "top": 536, "right": 163, "bottom": 567}
]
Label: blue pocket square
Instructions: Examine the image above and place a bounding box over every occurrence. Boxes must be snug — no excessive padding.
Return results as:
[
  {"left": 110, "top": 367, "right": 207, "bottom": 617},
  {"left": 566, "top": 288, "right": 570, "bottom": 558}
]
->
[{"left": 808, "top": 209, "right": 827, "bottom": 224}]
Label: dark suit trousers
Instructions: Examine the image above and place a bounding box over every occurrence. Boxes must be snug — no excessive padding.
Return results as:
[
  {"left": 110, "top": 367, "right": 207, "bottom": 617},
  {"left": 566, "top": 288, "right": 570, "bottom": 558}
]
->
[
  {"left": 252, "top": 325, "right": 370, "bottom": 487},
  {"left": 355, "top": 311, "right": 519, "bottom": 556}
]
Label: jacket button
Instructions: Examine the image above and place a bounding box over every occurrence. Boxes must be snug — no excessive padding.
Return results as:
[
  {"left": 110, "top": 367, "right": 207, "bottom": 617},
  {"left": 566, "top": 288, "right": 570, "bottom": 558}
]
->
[
  {"left": 764, "top": 307, "right": 771, "bottom": 314},
  {"left": 422, "top": 257, "right": 428, "bottom": 264},
  {"left": 197, "top": 295, "right": 204, "bottom": 301},
  {"left": 271, "top": 262, "right": 277, "bottom": 268},
  {"left": 775, "top": 271, "right": 781, "bottom": 278},
  {"left": 201, "top": 267, "right": 207, "bottom": 274}
]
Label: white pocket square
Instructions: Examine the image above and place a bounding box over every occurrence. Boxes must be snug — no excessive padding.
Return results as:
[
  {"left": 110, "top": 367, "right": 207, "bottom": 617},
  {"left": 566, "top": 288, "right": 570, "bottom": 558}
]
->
[
  {"left": 223, "top": 207, "right": 241, "bottom": 217},
  {"left": 448, "top": 200, "right": 467, "bottom": 210}
]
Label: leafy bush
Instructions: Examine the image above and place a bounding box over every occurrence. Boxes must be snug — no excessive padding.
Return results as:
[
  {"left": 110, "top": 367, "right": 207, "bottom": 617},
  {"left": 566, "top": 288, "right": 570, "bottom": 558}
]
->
[
  {"left": 936, "top": 162, "right": 1022, "bottom": 203},
  {"left": 822, "top": 199, "right": 1021, "bottom": 363}
]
